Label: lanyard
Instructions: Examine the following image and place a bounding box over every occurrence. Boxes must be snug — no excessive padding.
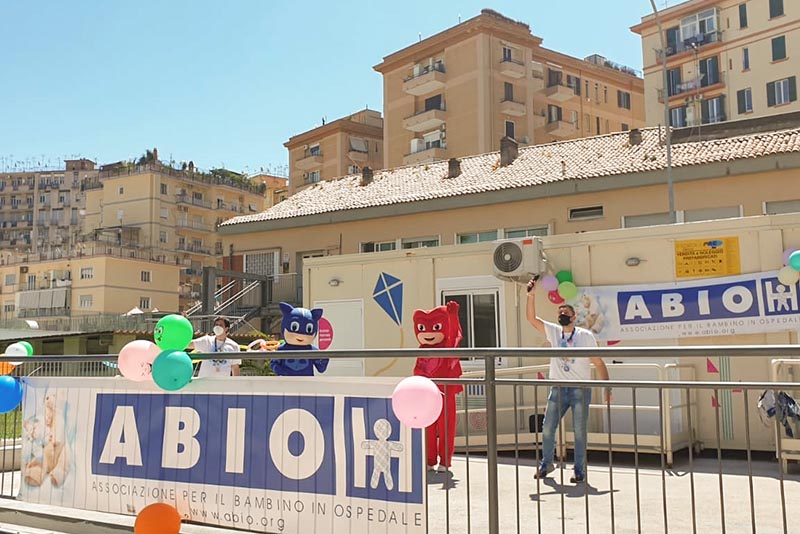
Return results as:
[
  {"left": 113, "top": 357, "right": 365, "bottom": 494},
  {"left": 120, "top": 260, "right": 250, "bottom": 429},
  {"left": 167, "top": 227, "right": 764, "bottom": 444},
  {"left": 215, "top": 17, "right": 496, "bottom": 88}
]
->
[{"left": 560, "top": 329, "right": 575, "bottom": 348}]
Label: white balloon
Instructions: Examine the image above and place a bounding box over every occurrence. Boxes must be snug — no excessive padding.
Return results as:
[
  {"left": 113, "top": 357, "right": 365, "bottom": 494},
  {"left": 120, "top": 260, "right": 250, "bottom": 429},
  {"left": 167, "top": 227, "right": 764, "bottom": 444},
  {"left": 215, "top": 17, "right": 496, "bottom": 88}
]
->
[
  {"left": 777, "top": 266, "right": 800, "bottom": 286},
  {"left": 4, "top": 343, "right": 27, "bottom": 357}
]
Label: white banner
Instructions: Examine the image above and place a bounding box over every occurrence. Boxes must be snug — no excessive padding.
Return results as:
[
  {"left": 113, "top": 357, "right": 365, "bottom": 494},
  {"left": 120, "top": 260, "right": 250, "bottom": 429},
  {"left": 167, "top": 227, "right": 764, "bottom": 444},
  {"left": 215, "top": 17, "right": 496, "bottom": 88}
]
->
[
  {"left": 19, "top": 377, "right": 426, "bottom": 533},
  {"left": 572, "top": 271, "right": 800, "bottom": 341}
]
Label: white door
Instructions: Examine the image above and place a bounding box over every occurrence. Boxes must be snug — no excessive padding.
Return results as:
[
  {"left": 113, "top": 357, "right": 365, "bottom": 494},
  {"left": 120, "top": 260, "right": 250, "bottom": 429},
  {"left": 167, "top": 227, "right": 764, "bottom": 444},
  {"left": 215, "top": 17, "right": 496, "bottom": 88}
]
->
[{"left": 312, "top": 299, "right": 365, "bottom": 376}]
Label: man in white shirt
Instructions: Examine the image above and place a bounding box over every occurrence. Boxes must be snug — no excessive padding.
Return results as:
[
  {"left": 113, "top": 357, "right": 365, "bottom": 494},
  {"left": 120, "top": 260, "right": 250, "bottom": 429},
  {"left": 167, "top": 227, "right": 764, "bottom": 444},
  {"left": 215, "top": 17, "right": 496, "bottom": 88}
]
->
[
  {"left": 526, "top": 277, "right": 611, "bottom": 484},
  {"left": 188, "top": 317, "right": 241, "bottom": 378}
]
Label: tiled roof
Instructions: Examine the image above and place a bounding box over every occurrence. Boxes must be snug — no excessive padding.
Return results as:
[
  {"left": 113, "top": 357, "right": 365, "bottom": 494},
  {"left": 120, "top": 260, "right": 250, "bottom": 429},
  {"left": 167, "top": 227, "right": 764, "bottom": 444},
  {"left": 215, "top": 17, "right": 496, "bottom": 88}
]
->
[{"left": 221, "top": 126, "right": 800, "bottom": 227}]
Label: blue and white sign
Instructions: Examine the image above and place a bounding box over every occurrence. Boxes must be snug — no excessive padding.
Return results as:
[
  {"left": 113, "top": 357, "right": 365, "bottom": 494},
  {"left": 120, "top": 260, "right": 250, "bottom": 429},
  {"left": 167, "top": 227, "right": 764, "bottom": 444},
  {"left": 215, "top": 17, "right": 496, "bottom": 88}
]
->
[
  {"left": 573, "top": 271, "right": 800, "bottom": 340},
  {"left": 19, "top": 377, "right": 425, "bottom": 533}
]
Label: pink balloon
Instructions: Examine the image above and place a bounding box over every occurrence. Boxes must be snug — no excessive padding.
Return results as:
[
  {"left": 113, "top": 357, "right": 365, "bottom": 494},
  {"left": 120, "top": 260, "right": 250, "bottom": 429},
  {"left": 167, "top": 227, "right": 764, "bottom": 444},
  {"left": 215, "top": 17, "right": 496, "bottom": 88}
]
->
[
  {"left": 118, "top": 340, "right": 161, "bottom": 382},
  {"left": 391, "top": 376, "right": 443, "bottom": 429},
  {"left": 547, "top": 290, "right": 565, "bottom": 304},
  {"left": 541, "top": 275, "right": 559, "bottom": 292},
  {"left": 783, "top": 248, "right": 798, "bottom": 266}
]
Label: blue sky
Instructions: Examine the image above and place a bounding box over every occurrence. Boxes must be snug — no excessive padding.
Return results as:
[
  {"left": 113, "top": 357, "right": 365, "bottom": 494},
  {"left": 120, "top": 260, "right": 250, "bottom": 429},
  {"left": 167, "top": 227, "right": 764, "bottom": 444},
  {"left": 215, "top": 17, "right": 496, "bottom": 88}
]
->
[{"left": 0, "top": 1, "right": 677, "bottom": 176}]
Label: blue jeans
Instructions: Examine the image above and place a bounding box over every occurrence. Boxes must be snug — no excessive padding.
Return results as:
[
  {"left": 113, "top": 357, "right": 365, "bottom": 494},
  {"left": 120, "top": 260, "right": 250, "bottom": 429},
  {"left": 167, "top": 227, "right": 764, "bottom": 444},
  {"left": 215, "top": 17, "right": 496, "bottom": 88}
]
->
[{"left": 539, "top": 387, "right": 591, "bottom": 477}]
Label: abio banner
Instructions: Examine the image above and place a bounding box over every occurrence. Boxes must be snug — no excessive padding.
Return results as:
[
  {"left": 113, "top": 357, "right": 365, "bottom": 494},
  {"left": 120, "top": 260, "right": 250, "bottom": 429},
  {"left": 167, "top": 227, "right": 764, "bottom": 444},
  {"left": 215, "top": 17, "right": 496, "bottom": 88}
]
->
[{"left": 19, "top": 377, "right": 425, "bottom": 533}]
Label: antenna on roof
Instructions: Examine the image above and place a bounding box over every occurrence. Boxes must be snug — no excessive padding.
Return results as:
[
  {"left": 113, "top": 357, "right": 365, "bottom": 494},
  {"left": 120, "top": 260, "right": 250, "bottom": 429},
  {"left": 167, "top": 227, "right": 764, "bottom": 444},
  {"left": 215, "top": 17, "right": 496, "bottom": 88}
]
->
[
  {"left": 458, "top": 13, "right": 461, "bottom": 23},
  {"left": 418, "top": 32, "right": 422, "bottom": 42}
]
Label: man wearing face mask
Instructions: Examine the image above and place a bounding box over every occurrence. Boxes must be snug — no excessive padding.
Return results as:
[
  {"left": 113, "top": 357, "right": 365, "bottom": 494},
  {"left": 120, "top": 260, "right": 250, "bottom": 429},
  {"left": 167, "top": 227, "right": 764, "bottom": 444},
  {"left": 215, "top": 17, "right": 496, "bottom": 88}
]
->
[
  {"left": 188, "top": 317, "right": 241, "bottom": 378},
  {"left": 526, "top": 277, "right": 611, "bottom": 484}
]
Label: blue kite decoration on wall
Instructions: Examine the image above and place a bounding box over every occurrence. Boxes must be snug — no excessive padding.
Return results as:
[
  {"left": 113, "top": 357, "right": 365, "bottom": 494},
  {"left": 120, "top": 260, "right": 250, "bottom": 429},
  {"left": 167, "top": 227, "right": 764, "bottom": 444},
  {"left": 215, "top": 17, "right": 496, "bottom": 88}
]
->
[{"left": 373, "top": 272, "right": 403, "bottom": 325}]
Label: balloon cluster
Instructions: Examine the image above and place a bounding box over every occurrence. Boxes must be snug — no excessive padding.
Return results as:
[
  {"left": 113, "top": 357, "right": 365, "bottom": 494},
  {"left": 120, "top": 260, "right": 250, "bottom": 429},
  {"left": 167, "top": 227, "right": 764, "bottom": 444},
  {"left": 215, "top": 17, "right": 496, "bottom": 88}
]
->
[
  {"left": 539, "top": 270, "right": 578, "bottom": 304},
  {"left": 118, "top": 315, "right": 195, "bottom": 391},
  {"left": 778, "top": 248, "right": 800, "bottom": 286},
  {"left": 0, "top": 340, "right": 32, "bottom": 414}
]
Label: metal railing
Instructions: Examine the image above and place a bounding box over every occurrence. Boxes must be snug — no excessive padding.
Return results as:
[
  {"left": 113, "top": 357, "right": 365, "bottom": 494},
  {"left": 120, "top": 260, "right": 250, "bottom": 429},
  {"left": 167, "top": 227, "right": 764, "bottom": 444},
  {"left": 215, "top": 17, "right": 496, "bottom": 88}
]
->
[{"left": 0, "top": 345, "right": 798, "bottom": 534}]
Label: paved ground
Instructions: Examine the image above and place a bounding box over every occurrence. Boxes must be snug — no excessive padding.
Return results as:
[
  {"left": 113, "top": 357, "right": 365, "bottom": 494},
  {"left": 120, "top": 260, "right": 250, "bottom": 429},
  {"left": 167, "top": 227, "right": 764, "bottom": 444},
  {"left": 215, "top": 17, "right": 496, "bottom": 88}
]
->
[{"left": 426, "top": 452, "right": 800, "bottom": 534}]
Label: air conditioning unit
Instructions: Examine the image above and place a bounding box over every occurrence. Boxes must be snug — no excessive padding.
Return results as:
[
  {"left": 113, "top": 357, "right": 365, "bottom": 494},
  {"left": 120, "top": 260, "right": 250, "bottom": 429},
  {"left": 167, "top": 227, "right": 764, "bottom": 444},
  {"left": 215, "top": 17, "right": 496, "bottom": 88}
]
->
[
  {"left": 20, "top": 266, "right": 28, "bottom": 274},
  {"left": 491, "top": 237, "right": 546, "bottom": 281}
]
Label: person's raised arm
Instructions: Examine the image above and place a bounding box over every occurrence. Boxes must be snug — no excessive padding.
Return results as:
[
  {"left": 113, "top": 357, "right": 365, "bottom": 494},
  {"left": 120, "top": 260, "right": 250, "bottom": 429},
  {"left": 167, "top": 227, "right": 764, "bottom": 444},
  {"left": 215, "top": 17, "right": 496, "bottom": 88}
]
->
[{"left": 525, "top": 278, "right": 546, "bottom": 335}]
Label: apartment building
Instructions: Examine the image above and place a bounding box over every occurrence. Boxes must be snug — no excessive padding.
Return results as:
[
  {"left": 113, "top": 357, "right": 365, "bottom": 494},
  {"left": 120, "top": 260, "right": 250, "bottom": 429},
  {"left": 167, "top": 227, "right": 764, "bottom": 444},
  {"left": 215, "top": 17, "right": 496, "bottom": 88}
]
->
[
  {"left": 373, "top": 9, "right": 645, "bottom": 168},
  {"left": 250, "top": 173, "right": 289, "bottom": 207},
  {"left": 81, "top": 161, "right": 267, "bottom": 310},
  {"left": 284, "top": 109, "right": 384, "bottom": 194},
  {"left": 0, "top": 159, "right": 98, "bottom": 254},
  {"left": 632, "top": 0, "right": 799, "bottom": 127}
]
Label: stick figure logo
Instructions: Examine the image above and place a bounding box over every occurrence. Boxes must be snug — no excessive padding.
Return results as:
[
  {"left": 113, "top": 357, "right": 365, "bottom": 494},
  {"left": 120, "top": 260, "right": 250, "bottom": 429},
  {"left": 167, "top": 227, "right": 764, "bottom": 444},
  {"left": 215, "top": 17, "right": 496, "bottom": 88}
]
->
[{"left": 360, "top": 419, "right": 403, "bottom": 490}]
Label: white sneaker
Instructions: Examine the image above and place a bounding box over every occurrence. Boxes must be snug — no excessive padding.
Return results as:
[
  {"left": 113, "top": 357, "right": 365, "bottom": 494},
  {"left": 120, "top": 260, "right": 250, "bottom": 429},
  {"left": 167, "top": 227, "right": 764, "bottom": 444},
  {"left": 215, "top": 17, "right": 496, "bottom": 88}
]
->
[
  {"left": 436, "top": 465, "right": 448, "bottom": 473},
  {"left": 427, "top": 465, "right": 437, "bottom": 472}
]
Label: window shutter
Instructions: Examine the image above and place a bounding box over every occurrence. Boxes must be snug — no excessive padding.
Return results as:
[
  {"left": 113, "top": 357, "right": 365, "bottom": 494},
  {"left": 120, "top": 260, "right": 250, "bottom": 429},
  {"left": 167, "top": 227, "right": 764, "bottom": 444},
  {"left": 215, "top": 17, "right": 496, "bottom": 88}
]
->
[
  {"left": 737, "top": 89, "right": 747, "bottom": 114},
  {"left": 557, "top": 106, "right": 563, "bottom": 121},
  {"left": 772, "top": 36, "right": 786, "bottom": 61},
  {"left": 767, "top": 81, "right": 777, "bottom": 107},
  {"left": 789, "top": 76, "right": 798, "bottom": 103},
  {"left": 739, "top": 3, "right": 747, "bottom": 28}
]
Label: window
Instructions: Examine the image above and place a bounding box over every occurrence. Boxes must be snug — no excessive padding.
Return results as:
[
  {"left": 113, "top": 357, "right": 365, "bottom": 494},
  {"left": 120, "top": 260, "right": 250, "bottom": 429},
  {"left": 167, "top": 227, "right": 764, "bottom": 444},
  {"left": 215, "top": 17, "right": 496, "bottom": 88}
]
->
[
  {"left": 160, "top": 183, "right": 167, "bottom": 195},
  {"left": 504, "top": 226, "right": 549, "bottom": 238},
  {"left": 39, "top": 194, "right": 46, "bottom": 203},
  {"left": 4, "top": 274, "right": 15, "bottom": 286},
  {"left": 739, "top": 3, "right": 747, "bottom": 28},
  {"left": 684, "top": 206, "right": 741, "bottom": 222},
  {"left": 765, "top": 199, "right": 800, "bottom": 215},
  {"left": 547, "top": 68, "right": 563, "bottom": 87},
  {"left": 570, "top": 110, "right": 579, "bottom": 127},
  {"left": 623, "top": 212, "right": 674, "bottom": 228},
  {"left": 699, "top": 56, "right": 720, "bottom": 86},
  {"left": 26, "top": 275, "right": 36, "bottom": 291},
  {"left": 79, "top": 295, "right": 93, "bottom": 308},
  {"left": 349, "top": 137, "right": 368, "bottom": 153},
  {"left": 701, "top": 95, "right": 725, "bottom": 123},
  {"left": 604, "top": 86, "right": 608, "bottom": 103},
  {"left": 621, "top": 123, "right": 630, "bottom": 131},
  {"left": 681, "top": 8, "right": 718, "bottom": 41},
  {"left": 439, "top": 281, "right": 503, "bottom": 370},
  {"left": 743, "top": 48, "right": 750, "bottom": 70},
  {"left": 160, "top": 207, "right": 168, "bottom": 219},
  {"left": 3, "top": 303, "right": 14, "bottom": 313},
  {"left": 361, "top": 240, "right": 397, "bottom": 253},
  {"left": 737, "top": 88, "right": 753, "bottom": 114},
  {"left": 118, "top": 187, "right": 124, "bottom": 194},
  {"left": 159, "top": 231, "right": 167, "bottom": 243},
  {"left": 547, "top": 105, "right": 562, "bottom": 123},
  {"left": 457, "top": 230, "right": 498, "bottom": 244},
  {"left": 667, "top": 68, "right": 682, "bottom": 96},
  {"left": 594, "top": 83, "right": 599, "bottom": 102},
  {"left": 424, "top": 94, "right": 443, "bottom": 111},
  {"left": 244, "top": 251, "right": 280, "bottom": 277},
  {"left": 566, "top": 75, "right": 581, "bottom": 95},
  {"left": 670, "top": 106, "right": 687, "bottom": 127},
  {"left": 569, "top": 205, "right": 604, "bottom": 220},
  {"left": 306, "top": 170, "right": 321, "bottom": 183},
  {"left": 584, "top": 80, "right": 589, "bottom": 98},
  {"left": 503, "top": 82, "right": 514, "bottom": 101},
  {"left": 79, "top": 267, "right": 93, "bottom": 280},
  {"left": 401, "top": 236, "right": 439, "bottom": 249},
  {"left": 422, "top": 130, "right": 443, "bottom": 149},
  {"left": 772, "top": 36, "right": 787, "bottom": 61},
  {"left": 769, "top": 0, "right": 784, "bottom": 19},
  {"left": 309, "top": 144, "right": 320, "bottom": 156},
  {"left": 139, "top": 297, "right": 151, "bottom": 310},
  {"left": 504, "top": 120, "right": 515, "bottom": 139},
  {"left": 617, "top": 90, "right": 631, "bottom": 109},
  {"left": 767, "top": 76, "right": 797, "bottom": 107},
  {"left": 141, "top": 271, "right": 151, "bottom": 283},
  {"left": 347, "top": 164, "right": 360, "bottom": 174},
  {"left": 596, "top": 117, "right": 601, "bottom": 134},
  {"left": 502, "top": 46, "right": 512, "bottom": 61}
]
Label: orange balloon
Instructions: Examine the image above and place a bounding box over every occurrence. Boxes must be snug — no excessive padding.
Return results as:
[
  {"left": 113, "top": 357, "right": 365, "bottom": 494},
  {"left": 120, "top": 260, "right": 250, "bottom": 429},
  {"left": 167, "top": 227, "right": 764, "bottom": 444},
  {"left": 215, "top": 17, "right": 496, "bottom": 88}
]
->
[
  {"left": 0, "top": 362, "right": 15, "bottom": 375},
  {"left": 134, "top": 503, "right": 181, "bottom": 534}
]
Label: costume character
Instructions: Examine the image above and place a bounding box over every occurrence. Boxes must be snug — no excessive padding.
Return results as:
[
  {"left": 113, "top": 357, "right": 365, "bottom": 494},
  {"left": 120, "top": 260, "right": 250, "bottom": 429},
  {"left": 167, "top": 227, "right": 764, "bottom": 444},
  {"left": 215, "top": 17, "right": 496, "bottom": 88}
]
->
[
  {"left": 269, "top": 302, "right": 329, "bottom": 376},
  {"left": 412, "top": 301, "right": 463, "bottom": 472}
]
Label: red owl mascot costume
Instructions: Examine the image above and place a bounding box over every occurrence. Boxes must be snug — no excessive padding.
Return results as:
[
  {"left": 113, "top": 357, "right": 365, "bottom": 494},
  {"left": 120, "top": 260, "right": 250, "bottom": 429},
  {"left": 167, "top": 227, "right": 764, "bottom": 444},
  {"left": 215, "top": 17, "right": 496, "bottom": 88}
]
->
[{"left": 413, "top": 301, "right": 463, "bottom": 472}]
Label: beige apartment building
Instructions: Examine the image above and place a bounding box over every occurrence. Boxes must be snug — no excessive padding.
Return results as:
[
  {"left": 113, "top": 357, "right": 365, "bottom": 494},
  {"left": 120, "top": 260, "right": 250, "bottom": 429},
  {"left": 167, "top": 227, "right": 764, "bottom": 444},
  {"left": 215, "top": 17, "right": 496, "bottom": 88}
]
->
[
  {"left": 250, "top": 173, "right": 289, "bottom": 207},
  {"left": 0, "top": 159, "right": 98, "bottom": 254},
  {"left": 284, "top": 109, "right": 384, "bottom": 195},
  {"left": 632, "top": 0, "right": 799, "bottom": 127},
  {"left": 373, "top": 9, "right": 645, "bottom": 168}
]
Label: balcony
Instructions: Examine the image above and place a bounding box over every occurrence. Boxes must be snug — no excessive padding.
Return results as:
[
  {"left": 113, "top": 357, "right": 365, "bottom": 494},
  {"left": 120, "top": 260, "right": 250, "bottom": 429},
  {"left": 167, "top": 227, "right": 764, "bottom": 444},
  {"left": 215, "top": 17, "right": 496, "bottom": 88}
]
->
[
  {"left": 177, "top": 243, "right": 212, "bottom": 255},
  {"left": 175, "top": 193, "right": 212, "bottom": 209},
  {"left": 347, "top": 149, "right": 370, "bottom": 162},
  {"left": 403, "top": 62, "right": 446, "bottom": 96},
  {"left": 665, "top": 31, "right": 722, "bottom": 58},
  {"left": 658, "top": 71, "right": 725, "bottom": 102},
  {"left": 402, "top": 146, "right": 447, "bottom": 166},
  {"left": 176, "top": 220, "right": 212, "bottom": 233},
  {"left": 545, "top": 120, "right": 577, "bottom": 138},
  {"left": 500, "top": 99, "right": 526, "bottom": 117},
  {"left": 499, "top": 58, "right": 526, "bottom": 79},
  {"left": 544, "top": 83, "right": 577, "bottom": 102},
  {"left": 295, "top": 152, "right": 323, "bottom": 170},
  {"left": 403, "top": 107, "right": 446, "bottom": 132}
]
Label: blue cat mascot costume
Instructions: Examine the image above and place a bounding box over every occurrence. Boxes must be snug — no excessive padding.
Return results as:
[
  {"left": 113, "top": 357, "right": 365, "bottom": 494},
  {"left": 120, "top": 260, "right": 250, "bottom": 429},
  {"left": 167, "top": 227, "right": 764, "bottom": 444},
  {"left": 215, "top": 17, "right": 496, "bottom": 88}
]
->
[{"left": 269, "top": 302, "right": 329, "bottom": 376}]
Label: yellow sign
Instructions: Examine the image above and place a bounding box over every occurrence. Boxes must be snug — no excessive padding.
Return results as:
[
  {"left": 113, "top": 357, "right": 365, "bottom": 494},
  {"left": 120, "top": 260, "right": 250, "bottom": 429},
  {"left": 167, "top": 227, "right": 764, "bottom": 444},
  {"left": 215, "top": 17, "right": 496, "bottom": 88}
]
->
[{"left": 674, "top": 237, "right": 741, "bottom": 278}]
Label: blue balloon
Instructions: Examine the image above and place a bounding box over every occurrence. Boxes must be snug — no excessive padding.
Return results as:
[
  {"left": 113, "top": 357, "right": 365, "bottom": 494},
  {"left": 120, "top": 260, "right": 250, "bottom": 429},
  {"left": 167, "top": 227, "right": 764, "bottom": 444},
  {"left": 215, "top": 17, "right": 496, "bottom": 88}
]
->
[
  {"left": 0, "top": 376, "right": 23, "bottom": 413},
  {"left": 152, "top": 350, "right": 193, "bottom": 391}
]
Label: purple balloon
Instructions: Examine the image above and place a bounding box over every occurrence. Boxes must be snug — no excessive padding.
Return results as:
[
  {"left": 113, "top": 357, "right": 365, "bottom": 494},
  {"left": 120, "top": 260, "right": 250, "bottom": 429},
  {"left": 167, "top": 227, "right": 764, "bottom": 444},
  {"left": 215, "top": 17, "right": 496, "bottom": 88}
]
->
[
  {"left": 783, "top": 248, "right": 797, "bottom": 266},
  {"left": 391, "top": 376, "right": 443, "bottom": 429},
  {"left": 541, "top": 275, "right": 559, "bottom": 292}
]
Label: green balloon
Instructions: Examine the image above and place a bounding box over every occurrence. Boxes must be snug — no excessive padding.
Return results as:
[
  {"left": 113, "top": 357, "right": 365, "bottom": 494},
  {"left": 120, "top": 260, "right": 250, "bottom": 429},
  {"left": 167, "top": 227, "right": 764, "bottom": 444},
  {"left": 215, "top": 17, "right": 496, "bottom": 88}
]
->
[
  {"left": 154, "top": 314, "right": 194, "bottom": 351},
  {"left": 152, "top": 350, "right": 193, "bottom": 391},
  {"left": 557, "top": 281, "right": 578, "bottom": 301},
  {"left": 789, "top": 250, "right": 800, "bottom": 272},
  {"left": 556, "top": 270, "right": 573, "bottom": 283},
  {"left": 18, "top": 341, "right": 33, "bottom": 356}
]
